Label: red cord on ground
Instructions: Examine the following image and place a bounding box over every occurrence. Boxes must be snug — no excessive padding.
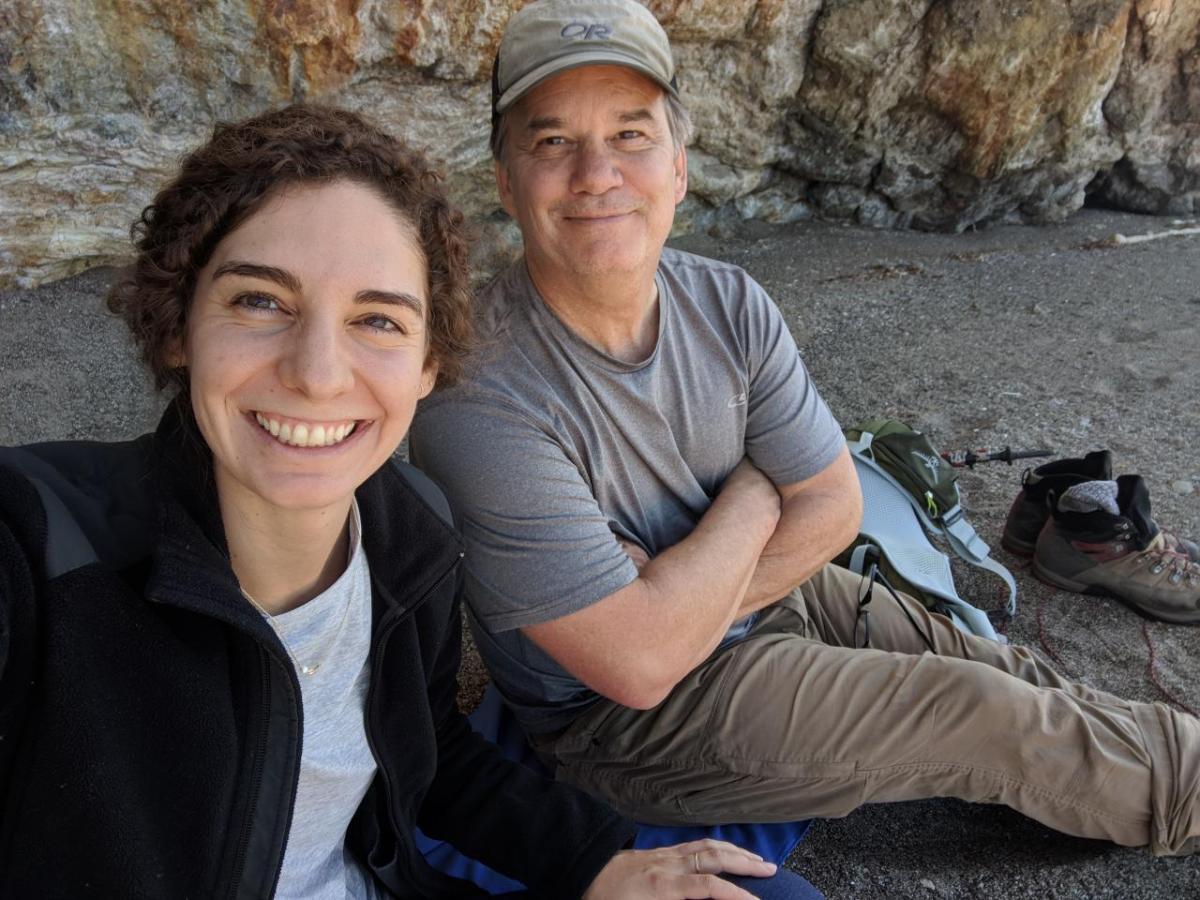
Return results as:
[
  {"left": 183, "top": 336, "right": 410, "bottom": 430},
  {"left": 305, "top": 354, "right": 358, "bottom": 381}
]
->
[
  {"left": 1034, "top": 593, "right": 1072, "bottom": 674},
  {"left": 1141, "top": 621, "right": 1198, "bottom": 717}
]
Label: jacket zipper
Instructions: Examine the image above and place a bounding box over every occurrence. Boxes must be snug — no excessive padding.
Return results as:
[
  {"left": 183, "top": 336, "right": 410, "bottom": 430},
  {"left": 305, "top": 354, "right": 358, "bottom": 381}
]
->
[
  {"left": 225, "top": 643, "right": 288, "bottom": 900},
  {"left": 363, "top": 556, "right": 462, "bottom": 891}
]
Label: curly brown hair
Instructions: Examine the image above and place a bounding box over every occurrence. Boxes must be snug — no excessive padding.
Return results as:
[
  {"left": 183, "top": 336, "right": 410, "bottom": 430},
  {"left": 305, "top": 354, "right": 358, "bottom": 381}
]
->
[{"left": 108, "top": 104, "right": 474, "bottom": 392}]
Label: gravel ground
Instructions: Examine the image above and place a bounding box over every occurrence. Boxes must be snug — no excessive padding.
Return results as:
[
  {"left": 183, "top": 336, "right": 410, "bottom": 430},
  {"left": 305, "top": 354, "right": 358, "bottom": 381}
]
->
[{"left": 2, "top": 208, "right": 1198, "bottom": 898}]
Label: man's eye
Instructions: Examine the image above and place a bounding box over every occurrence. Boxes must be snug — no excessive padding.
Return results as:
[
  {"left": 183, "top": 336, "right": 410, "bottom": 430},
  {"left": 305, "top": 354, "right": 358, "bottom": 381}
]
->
[
  {"left": 538, "top": 136, "right": 566, "bottom": 147},
  {"left": 617, "top": 130, "right": 643, "bottom": 140}
]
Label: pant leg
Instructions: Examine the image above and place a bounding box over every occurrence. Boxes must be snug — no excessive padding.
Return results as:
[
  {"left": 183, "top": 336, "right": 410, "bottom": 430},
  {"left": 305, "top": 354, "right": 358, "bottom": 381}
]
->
[
  {"left": 543, "top": 567, "right": 1200, "bottom": 855},
  {"left": 777, "top": 563, "right": 1127, "bottom": 706}
]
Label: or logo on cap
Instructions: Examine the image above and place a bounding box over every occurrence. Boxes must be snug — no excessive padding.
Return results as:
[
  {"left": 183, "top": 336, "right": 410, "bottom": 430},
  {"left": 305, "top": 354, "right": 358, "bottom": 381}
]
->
[{"left": 560, "top": 21, "right": 613, "bottom": 40}]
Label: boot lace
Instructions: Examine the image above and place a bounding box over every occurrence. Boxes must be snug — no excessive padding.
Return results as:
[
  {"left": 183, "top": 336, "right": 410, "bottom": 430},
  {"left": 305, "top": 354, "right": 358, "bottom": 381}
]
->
[{"left": 1131, "top": 535, "right": 1200, "bottom": 586}]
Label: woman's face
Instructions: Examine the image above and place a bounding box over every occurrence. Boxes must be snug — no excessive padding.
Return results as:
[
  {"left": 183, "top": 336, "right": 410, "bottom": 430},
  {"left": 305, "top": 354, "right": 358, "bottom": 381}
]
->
[{"left": 181, "top": 179, "right": 437, "bottom": 520}]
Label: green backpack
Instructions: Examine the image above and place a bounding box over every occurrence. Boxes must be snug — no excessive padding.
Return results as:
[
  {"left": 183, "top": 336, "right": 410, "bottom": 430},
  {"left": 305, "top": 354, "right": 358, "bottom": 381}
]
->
[
  {"left": 843, "top": 419, "right": 962, "bottom": 521},
  {"left": 839, "top": 419, "right": 1017, "bottom": 641}
]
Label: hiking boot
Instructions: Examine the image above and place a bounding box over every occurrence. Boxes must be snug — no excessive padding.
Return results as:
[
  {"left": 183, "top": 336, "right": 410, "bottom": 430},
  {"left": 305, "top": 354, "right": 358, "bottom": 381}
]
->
[
  {"left": 1003, "top": 450, "right": 1199, "bottom": 562},
  {"left": 1001, "top": 451, "right": 1112, "bottom": 556},
  {"left": 1033, "top": 475, "right": 1200, "bottom": 624}
]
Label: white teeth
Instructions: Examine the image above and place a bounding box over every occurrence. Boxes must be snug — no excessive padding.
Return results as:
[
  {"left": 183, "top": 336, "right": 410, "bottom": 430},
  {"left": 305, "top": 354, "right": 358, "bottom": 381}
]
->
[{"left": 254, "top": 414, "right": 357, "bottom": 448}]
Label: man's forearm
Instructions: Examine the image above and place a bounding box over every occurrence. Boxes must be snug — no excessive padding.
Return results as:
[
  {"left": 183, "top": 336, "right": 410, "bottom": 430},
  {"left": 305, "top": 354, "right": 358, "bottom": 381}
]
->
[
  {"left": 522, "top": 459, "right": 780, "bottom": 710},
  {"left": 738, "top": 447, "right": 863, "bottom": 614},
  {"left": 634, "top": 469, "right": 780, "bottom": 669}
]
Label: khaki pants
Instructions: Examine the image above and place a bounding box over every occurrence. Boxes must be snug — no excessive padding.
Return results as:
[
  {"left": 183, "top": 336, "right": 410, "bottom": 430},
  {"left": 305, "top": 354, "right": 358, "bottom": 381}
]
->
[{"left": 534, "top": 565, "right": 1200, "bottom": 855}]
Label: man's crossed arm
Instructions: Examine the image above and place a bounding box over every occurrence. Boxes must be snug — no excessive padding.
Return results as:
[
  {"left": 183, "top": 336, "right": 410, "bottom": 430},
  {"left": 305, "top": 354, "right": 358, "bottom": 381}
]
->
[{"left": 523, "top": 447, "right": 862, "bottom": 709}]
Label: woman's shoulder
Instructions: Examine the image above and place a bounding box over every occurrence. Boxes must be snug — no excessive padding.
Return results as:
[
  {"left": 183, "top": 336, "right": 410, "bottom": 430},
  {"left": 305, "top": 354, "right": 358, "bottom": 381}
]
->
[{"left": 0, "top": 435, "right": 159, "bottom": 578}]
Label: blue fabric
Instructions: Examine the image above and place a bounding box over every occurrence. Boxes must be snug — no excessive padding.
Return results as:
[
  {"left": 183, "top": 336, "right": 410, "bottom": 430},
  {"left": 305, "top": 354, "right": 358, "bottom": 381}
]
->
[
  {"left": 416, "top": 687, "right": 816, "bottom": 896},
  {"left": 725, "top": 870, "right": 824, "bottom": 900}
]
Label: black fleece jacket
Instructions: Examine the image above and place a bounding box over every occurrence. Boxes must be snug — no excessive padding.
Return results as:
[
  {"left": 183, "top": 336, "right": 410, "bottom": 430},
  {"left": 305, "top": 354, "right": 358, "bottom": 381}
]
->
[{"left": 0, "top": 404, "right": 634, "bottom": 899}]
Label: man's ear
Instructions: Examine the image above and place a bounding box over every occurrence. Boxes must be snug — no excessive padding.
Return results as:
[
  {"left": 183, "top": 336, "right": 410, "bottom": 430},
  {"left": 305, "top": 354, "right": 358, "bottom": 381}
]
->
[
  {"left": 495, "top": 159, "right": 517, "bottom": 219},
  {"left": 673, "top": 144, "right": 688, "bottom": 205}
]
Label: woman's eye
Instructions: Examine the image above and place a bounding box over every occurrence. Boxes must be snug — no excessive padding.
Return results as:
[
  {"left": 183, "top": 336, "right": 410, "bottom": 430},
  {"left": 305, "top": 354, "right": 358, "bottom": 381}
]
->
[
  {"left": 359, "top": 314, "right": 403, "bottom": 334},
  {"left": 617, "top": 130, "right": 642, "bottom": 140},
  {"left": 233, "top": 292, "right": 280, "bottom": 313}
]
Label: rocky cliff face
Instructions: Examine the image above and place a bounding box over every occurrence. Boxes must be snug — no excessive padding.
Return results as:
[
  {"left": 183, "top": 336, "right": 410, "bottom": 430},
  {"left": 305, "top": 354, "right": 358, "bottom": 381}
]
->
[{"left": 2, "top": 0, "right": 1197, "bottom": 288}]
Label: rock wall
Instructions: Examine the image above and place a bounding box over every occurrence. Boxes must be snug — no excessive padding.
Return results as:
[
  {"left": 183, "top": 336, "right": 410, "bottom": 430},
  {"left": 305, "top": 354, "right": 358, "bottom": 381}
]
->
[{"left": 2, "top": 0, "right": 1197, "bottom": 288}]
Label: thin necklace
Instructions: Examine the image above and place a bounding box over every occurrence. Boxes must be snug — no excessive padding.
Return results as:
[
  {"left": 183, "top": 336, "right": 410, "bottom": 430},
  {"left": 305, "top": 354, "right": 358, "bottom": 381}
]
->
[
  {"left": 240, "top": 583, "right": 355, "bottom": 677},
  {"left": 239, "top": 511, "right": 359, "bottom": 677}
]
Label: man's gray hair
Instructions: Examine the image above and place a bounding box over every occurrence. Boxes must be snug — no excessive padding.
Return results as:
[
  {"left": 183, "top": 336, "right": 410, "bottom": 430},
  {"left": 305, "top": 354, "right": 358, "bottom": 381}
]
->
[{"left": 491, "top": 90, "right": 694, "bottom": 162}]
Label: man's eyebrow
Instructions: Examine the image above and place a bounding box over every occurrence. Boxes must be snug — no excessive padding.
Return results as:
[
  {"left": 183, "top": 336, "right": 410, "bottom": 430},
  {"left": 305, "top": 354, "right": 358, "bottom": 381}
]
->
[
  {"left": 354, "top": 289, "right": 425, "bottom": 316},
  {"left": 617, "top": 108, "right": 656, "bottom": 125},
  {"left": 212, "top": 261, "right": 301, "bottom": 293},
  {"left": 524, "top": 115, "right": 566, "bottom": 133},
  {"left": 524, "top": 109, "right": 657, "bottom": 132}
]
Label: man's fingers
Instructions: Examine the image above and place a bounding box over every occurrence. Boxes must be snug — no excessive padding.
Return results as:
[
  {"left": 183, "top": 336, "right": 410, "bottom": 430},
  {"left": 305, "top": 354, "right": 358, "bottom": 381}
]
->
[{"left": 615, "top": 535, "right": 651, "bottom": 569}]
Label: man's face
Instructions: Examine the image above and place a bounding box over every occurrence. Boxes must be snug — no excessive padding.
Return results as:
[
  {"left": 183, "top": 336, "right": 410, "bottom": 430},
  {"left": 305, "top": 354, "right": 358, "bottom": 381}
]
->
[{"left": 496, "top": 65, "right": 687, "bottom": 285}]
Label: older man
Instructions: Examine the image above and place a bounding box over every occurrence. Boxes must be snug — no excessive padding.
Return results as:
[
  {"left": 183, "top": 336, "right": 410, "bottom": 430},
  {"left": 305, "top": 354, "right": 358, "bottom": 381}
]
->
[{"left": 411, "top": 0, "right": 1200, "bottom": 855}]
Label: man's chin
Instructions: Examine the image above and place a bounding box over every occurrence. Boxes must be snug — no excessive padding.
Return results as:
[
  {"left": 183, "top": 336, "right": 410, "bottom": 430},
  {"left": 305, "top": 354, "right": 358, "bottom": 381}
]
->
[{"left": 560, "top": 243, "right": 651, "bottom": 278}]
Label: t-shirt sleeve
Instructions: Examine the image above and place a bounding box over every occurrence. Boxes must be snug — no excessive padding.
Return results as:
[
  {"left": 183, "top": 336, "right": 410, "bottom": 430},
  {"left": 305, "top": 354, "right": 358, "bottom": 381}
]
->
[
  {"left": 409, "top": 397, "right": 639, "bottom": 633},
  {"left": 740, "top": 276, "right": 845, "bottom": 486}
]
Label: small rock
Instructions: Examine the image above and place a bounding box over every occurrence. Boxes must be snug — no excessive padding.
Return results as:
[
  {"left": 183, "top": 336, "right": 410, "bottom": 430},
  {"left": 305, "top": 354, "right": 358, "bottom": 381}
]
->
[
  {"left": 1027, "top": 301, "right": 1047, "bottom": 315},
  {"left": 920, "top": 878, "right": 937, "bottom": 891},
  {"left": 1170, "top": 479, "right": 1195, "bottom": 496}
]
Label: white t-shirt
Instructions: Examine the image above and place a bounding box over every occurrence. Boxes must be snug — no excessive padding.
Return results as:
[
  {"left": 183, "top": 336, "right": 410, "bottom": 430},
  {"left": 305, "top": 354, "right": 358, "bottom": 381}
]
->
[{"left": 262, "top": 503, "right": 383, "bottom": 900}]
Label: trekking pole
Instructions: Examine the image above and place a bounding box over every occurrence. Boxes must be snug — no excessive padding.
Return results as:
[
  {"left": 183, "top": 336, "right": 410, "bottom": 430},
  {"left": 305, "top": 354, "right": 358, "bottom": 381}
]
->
[{"left": 939, "top": 447, "right": 1054, "bottom": 469}]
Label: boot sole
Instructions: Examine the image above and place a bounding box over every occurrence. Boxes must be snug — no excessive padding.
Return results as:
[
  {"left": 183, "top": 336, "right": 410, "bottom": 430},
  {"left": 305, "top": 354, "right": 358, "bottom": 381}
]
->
[
  {"left": 1032, "top": 557, "right": 1200, "bottom": 626},
  {"left": 1000, "top": 532, "right": 1036, "bottom": 558}
]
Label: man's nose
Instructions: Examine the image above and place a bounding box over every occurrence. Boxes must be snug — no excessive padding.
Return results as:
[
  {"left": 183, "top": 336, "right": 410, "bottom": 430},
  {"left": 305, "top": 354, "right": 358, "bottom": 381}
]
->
[
  {"left": 569, "top": 139, "right": 623, "bottom": 195},
  {"left": 279, "top": 318, "right": 354, "bottom": 400}
]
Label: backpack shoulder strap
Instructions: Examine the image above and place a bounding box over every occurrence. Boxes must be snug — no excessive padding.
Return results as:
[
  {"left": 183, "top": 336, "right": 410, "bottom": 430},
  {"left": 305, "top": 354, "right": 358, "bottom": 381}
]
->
[
  {"left": 846, "top": 436, "right": 1018, "bottom": 619},
  {"left": 940, "top": 505, "right": 1018, "bottom": 617}
]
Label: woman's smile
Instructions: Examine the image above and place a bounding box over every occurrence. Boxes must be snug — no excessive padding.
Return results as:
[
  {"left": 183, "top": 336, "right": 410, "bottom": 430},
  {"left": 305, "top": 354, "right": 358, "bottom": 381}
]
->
[{"left": 251, "top": 411, "right": 363, "bottom": 449}]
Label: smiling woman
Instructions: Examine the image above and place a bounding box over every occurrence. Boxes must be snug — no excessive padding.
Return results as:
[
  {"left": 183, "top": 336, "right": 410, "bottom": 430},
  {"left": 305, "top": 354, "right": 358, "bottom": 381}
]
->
[
  {"left": 0, "top": 104, "right": 777, "bottom": 899},
  {"left": 179, "top": 180, "right": 438, "bottom": 612}
]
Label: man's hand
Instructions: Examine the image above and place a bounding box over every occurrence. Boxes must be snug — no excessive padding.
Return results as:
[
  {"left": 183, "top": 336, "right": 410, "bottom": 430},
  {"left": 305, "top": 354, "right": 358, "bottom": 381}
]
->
[
  {"left": 720, "top": 457, "right": 783, "bottom": 527},
  {"left": 583, "top": 839, "right": 777, "bottom": 899},
  {"left": 616, "top": 536, "right": 651, "bottom": 572}
]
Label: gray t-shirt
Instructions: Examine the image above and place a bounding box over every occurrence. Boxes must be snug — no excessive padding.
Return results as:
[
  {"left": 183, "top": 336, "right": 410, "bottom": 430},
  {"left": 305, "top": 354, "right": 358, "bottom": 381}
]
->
[
  {"left": 411, "top": 249, "right": 843, "bottom": 734},
  {"left": 263, "top": 503, "right": 383, "bottom": 900}
]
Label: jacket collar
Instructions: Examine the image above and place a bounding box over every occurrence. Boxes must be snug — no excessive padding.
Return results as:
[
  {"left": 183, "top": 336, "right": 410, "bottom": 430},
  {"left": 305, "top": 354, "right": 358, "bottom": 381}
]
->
[{"left": 145, "top": 399, "right": 463, "bottom": 633}]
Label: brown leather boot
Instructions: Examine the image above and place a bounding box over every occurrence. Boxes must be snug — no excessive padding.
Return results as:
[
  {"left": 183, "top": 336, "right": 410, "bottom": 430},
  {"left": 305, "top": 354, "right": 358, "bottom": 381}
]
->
[
  {"left": 1001, "top": 451, "right": 1112, "bottom": 556},
  {"left": 1005, "top": 451, "right": 1198, "bottom": 562},
  {"left": 1033, "top": 475, "right": 1200, "bottom": 624}
]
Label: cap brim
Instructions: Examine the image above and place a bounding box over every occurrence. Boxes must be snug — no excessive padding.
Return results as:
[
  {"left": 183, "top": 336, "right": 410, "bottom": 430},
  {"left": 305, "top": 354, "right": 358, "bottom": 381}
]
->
[{"left": 495, "top": 49, "right": 677, "bottom": 114}]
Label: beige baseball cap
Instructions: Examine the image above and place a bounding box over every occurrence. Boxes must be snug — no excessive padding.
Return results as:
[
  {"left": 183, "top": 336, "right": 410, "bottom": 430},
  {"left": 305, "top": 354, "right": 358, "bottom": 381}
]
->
[{"left": 492, "top": 0, "right": 678, "bottom": 117}]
